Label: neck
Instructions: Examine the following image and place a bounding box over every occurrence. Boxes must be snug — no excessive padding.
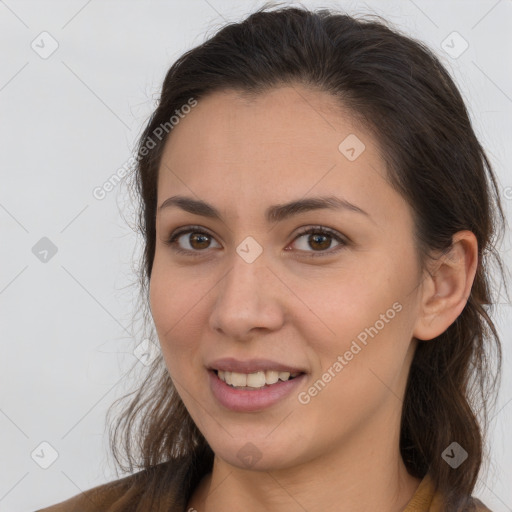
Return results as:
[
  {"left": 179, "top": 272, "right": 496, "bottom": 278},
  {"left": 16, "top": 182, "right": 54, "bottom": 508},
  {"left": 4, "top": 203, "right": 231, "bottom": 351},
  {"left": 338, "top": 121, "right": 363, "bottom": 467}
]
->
[{"left": 188, "top": 421, "right": 421, "bottom": 512}]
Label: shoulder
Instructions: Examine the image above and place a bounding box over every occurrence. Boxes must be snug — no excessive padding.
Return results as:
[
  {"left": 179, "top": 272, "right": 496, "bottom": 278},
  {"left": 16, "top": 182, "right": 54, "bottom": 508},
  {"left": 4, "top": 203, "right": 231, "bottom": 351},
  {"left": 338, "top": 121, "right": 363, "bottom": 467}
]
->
[
  {"left": 471, "top": 496, "right": 492, "bottom": 511},
  {"left": 35, "top": 460, "right": 189, "bottom": 512},
  {"left": 35, "top": 472, "right": 137, "bottom": 512},
  {"left": 407, "top": 474, "right": 493, "bottom": 512}
]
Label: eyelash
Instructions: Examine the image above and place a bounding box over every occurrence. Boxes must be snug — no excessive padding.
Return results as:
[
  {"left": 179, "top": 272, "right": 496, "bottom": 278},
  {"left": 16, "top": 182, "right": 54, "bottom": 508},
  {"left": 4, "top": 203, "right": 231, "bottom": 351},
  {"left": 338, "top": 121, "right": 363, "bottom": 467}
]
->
[{"left": 164, "top": 225, "right": 348, "bottom": 258}]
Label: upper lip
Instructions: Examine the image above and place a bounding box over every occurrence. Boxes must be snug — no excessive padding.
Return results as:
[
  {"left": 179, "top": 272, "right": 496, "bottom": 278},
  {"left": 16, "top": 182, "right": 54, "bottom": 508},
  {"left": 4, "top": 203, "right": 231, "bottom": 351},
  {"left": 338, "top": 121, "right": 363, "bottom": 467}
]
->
[{"left": 208, "top": 357, "right": 307, "bottom": 374}]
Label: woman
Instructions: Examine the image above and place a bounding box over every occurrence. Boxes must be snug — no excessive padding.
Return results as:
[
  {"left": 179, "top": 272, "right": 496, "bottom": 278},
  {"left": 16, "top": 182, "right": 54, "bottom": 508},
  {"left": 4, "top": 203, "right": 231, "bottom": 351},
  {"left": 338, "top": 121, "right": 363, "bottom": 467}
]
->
[{"left": 37, "top": 4, "right": 507, "bottom": 511}]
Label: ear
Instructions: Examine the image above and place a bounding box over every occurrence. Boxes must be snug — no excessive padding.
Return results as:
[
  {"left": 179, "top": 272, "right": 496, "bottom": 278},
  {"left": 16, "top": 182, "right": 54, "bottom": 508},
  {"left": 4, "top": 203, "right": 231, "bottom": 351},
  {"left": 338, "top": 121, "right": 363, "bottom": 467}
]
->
[{"left": 413, "top": 231, "right": 479, "bottom": 341}]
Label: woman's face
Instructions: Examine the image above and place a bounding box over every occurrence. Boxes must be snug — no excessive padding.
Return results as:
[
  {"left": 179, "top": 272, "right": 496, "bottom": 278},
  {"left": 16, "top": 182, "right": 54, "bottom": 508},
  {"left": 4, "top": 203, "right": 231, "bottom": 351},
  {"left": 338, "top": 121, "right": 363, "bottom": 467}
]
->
[{"left": 149, "top": 85, "right": 426, "bottom": 471}]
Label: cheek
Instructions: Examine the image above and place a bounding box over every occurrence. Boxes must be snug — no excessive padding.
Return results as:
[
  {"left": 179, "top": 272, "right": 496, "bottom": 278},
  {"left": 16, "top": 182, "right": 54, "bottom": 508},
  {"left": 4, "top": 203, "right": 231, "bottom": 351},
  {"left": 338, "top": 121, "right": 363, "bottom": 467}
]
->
[
  {"left": 288, "top": 264, "right": 398, "bottom": 351},
  {"left": 149, "top": 263, "right": 203, "bottom": 370},
  {"left": 294, "top": 302, "right": 412, "bottom": 445},
  {"left": 295, "top": 257, "right": 415, "bottom": 391}
]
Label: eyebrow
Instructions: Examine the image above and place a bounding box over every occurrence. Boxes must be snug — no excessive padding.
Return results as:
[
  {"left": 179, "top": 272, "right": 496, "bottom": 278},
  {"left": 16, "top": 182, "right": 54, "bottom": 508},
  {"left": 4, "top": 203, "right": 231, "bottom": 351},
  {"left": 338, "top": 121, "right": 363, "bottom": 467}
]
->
[{"left": 158, "top": 194, "right": 371, "bottom": 224}]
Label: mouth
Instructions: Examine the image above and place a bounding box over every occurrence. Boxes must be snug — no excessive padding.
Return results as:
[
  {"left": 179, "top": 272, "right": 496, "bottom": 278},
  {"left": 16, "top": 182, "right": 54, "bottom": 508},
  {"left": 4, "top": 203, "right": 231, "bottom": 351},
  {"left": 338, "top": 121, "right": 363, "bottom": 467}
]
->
[
  {"left": 207, "top": 367, "right": 307, "bottom": 412},
  {"left": 213, "top": 369, "right": 304, "bottom": 390}
]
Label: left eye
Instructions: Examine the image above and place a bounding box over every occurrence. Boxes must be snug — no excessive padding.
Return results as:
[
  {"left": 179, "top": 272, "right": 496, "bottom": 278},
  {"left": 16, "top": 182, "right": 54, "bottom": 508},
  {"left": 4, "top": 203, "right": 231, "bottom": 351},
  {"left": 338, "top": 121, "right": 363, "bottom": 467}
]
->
[
  {"left": 291, "top": 227, "right": 346, "bottom": 255},
  {"left": 164, "top": 225, "right": 348, "bottom": 258}
]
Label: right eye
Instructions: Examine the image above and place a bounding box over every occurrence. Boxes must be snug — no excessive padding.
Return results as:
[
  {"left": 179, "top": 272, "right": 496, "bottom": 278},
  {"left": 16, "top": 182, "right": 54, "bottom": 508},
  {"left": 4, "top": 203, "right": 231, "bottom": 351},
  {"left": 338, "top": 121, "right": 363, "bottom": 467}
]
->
[{"left": 164, "top": 226, "right": 221, "bottom": 256}]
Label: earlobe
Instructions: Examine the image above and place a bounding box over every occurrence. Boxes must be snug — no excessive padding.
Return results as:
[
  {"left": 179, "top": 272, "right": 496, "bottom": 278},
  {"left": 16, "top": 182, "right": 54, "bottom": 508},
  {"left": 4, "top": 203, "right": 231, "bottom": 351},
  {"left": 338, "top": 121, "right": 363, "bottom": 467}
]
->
[{"left": 413, "top": 231, "right": 478, "bottom": 341}]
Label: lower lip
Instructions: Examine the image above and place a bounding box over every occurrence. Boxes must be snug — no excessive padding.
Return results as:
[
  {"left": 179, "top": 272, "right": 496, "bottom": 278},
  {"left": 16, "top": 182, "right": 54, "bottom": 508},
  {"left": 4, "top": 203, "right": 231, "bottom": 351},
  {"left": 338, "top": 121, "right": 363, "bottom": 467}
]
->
[{"left": 208, "top": 370, "right": 307, "bottom": 412}]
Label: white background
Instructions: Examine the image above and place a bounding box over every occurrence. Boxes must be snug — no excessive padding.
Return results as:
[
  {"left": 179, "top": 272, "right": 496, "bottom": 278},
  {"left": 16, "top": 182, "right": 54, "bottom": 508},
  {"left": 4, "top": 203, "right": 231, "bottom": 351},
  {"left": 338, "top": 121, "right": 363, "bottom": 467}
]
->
[{"left": 1, "top": 1, "right": 511, "bottom": 511}]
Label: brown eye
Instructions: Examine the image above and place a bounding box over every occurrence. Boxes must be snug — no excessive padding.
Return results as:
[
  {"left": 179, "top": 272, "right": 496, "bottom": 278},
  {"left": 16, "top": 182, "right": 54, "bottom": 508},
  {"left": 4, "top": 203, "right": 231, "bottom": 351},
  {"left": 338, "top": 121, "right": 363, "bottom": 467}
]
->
[
  {"left": 291, "top": 226, "right": 347, "bottom": 257},
  {"left": 165, "top": 226, "right": 221, "bottom": 255},
  {"left": 165, "top": 225, "right": 348, "bottom": 258},
  {"left": 187, "top": 232, "right": 211, "bottom": 250}
]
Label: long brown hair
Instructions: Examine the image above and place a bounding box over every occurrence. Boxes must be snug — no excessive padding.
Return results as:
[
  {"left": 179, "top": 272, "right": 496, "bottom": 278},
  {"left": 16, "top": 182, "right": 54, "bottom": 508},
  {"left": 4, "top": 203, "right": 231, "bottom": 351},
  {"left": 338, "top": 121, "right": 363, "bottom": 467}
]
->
[{"left": 107, "top": 4, "right": 509, "bottom": 510}]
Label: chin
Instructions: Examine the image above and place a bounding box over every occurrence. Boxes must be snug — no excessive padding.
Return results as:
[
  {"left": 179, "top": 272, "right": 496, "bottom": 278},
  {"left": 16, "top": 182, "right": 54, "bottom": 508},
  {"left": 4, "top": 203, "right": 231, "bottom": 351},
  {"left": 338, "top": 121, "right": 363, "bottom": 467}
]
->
[{"left": 209, "top": 436, "right": 305, "bottom": 472}]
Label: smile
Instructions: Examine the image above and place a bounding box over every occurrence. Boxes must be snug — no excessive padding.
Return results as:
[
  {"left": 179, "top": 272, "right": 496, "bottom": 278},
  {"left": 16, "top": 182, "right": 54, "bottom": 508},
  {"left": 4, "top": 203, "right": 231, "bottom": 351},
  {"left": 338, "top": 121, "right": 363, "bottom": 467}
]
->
[
  {"left": 208, "top": 369, "right": 307, "bottom": 412},
  {"left": 215, "top": 369, "right": 302, "bottom": 390}
]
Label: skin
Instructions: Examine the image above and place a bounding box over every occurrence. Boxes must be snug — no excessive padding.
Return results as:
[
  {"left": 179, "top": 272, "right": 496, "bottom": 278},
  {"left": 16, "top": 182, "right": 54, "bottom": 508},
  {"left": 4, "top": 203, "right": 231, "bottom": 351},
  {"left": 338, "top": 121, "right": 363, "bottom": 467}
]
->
[{"left": 148, "top": 85, "right": 478, "bottom": 512}]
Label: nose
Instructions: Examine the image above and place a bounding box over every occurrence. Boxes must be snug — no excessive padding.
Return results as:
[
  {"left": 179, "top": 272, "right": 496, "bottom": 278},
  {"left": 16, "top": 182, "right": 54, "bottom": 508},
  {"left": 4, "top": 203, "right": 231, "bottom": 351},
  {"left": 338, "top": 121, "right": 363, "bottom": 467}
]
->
[{"left": 208, "top": 253, "right": 285, "bottom": 341}]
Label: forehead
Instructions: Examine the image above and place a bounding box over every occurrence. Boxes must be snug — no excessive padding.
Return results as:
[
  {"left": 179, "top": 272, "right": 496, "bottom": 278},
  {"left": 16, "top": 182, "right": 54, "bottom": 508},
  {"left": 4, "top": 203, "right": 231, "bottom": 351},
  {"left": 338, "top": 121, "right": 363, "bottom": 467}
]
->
[
  {"left": 156, "top": 85, "right": 404, "bottom": 231},
  {"left": 164, "top": 86, "right": 357, "bottom": 158},
  {"left": 160, "top": 86, "right": 382, "bottom": 180}
]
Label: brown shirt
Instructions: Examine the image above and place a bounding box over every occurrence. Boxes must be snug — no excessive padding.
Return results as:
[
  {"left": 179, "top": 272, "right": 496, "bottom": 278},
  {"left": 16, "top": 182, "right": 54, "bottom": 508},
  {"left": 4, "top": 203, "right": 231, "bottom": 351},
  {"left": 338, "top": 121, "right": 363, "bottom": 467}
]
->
[{"left": 36, "top": 460, "right": 492, "bottom": 512}]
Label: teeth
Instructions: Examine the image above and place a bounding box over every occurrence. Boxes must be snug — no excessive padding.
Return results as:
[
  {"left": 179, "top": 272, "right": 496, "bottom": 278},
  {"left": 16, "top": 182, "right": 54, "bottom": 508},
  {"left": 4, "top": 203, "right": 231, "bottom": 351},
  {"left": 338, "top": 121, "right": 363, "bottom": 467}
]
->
[
  {"left": 246, "top": 371, "right": 266, "bottom": 387},
  {"left": 231, "top": 372, "right": 247, "bottom": 387},
  {"left": 265, "top": 370, "right": 279, "bottom": 385},
  {"left": 217, "top": 369, "right": 301, "bottom": 388},
  {"left": 279, "top": 371, "right": 290, "bottom": 381}
]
